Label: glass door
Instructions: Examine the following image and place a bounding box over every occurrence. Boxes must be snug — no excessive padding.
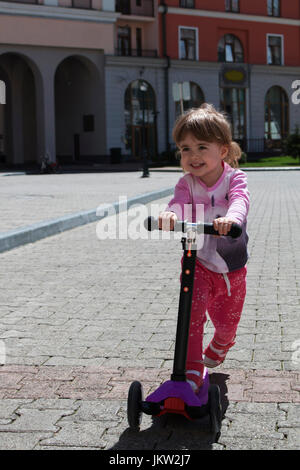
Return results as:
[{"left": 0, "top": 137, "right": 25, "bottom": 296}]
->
[{"left": 220, "top": 87, "right": 246, "bottom": 142}]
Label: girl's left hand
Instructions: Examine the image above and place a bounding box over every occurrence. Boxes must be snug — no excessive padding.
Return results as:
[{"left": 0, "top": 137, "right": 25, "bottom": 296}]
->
[{"left": 213, "top": 217, "right": 235, "bottom": 236}]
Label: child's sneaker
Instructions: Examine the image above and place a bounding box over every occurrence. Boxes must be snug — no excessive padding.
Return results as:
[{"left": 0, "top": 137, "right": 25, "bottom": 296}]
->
[{"left": 203, "top": 338, "right": 235, "bottom": 368}]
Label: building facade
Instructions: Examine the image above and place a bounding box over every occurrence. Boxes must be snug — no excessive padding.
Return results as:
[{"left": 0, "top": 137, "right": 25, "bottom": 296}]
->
[
  {"left": 1, "top": 0, "right": 300, "bottom": 166},
  {"left": 157, "top": 0, "right": 300, "bottom": 154},
  {"left": 0, "top": 0, "right": 116, "bottom": 166}
]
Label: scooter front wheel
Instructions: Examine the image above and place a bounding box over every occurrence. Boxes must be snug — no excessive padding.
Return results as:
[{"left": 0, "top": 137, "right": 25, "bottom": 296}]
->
[
  {"left": 208, "top": 384, "right": 222, "bottom": 435},
  {"left": 127, "top": 381, "right": 143, "bottom": 430}
]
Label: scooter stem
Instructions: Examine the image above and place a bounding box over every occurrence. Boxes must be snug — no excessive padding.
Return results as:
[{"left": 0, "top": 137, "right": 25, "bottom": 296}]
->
[{"left": 171, "top": 235, "right": 197, "bottom": 382}]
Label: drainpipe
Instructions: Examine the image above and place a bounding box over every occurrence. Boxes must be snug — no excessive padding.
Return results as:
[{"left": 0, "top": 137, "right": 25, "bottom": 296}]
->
[{"left": 160, "top": 1, "right": 170, "bottom": 152}]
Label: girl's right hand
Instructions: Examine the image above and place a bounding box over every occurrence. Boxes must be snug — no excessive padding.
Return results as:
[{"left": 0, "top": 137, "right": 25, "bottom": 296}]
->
[{"left": 158, "top": 211, "right": 178, "bottom": 231}]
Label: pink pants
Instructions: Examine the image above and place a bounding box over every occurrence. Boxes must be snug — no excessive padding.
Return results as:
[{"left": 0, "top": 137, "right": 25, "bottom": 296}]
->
[{"left": 186, "top": 260, "right": 247, "bottom": 370}]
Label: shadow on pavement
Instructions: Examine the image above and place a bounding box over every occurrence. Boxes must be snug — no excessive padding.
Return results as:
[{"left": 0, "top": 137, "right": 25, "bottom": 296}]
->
[
  {"left": 209, "top": 372, "right": 230, "bottom": 417},
  {"left": 109, "top": 373, "right": 229, "bottom": 450}
]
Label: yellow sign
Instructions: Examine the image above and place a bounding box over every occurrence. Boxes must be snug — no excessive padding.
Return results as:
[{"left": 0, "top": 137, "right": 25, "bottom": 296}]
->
[{"left": 224, "top": 70, "right": 244, "bottom": 82}]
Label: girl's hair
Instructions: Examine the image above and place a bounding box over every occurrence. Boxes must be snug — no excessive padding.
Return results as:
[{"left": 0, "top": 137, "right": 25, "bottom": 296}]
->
[{"left": 172, "top": 103, "right": 242, "bottom": 168}]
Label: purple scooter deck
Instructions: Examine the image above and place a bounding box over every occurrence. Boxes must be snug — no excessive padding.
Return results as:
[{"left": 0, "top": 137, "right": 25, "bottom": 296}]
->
[{"left": 146, "top": 368, "right": 209, "bottom": 407}]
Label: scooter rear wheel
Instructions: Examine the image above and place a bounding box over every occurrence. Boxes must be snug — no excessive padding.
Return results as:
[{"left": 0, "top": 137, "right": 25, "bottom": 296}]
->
[
  {"left": 127, "top": 381, "right": 143, "bottom": 429},
  {"left": 208, "top": 384, "right": 222, "bottom": 435}
]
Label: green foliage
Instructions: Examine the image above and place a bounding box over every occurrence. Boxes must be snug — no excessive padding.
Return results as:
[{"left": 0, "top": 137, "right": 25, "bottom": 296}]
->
[
  {"left": 239, "top": 152, "right": 247, "bottom": 164},
  {"left": 283, "top": 127, "right": 300, "bottom": 163}
]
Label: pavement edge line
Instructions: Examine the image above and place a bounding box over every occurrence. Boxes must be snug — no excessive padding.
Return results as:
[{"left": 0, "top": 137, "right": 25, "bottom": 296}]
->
[{"left": 0, "top": 187, "right": 174, "bottom": 254}]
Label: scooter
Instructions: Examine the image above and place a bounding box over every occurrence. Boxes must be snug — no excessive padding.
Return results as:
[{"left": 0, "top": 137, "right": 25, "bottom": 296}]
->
[{"left": 127, "top": 216, "right": 242, "bottom": 434}]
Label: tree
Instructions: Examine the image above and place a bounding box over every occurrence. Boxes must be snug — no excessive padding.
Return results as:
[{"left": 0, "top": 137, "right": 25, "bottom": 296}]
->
[{"left": 283, "top": 126, "right": 300, "bottom": 164}]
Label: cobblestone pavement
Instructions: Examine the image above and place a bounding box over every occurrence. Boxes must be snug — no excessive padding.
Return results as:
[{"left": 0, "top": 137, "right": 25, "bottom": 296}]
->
[
  {"left": 0, "top": 171, "right": 299, "bottom": 450},
  {"left": 0, "top": 170, "right": 180, "bottom": 233}
]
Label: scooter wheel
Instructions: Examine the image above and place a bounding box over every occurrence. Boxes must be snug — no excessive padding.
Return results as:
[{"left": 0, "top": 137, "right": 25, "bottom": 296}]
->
[
  {"left": 208, "top": 384, "right": 222, "bottom": 435},
  {"left": 127, "top": 381, "right": 143, "bottom": 430}
]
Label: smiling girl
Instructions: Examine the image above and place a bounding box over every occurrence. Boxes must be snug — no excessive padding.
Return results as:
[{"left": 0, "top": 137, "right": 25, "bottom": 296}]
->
[{"left": 159, "top": 103, "right": 250, "bottom": 393}]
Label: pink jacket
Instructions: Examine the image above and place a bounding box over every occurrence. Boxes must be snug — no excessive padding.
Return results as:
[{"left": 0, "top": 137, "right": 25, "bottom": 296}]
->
[{"left": 166, "top": 161, "right": 250, "bottom": 273}]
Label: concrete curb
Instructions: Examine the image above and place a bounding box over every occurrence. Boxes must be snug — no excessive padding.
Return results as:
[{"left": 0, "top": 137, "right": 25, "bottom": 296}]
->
[
  {"left": 0, "top": 187, "right": 174, "bottom": 254},
  {"left": 241, "top": 166, "right": 300, "bottom": 171},
  {"left": 2, "top": 167, "right": 300, "bottom": 177},
  {"left": 1, "top": 165, "right": 299, "bottom": 254},
  {"left": 150, "top": 167, "right": 300, "bottom": 172}
]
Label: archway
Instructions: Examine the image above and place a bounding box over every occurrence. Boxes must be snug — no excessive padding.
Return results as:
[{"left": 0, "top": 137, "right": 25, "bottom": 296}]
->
[
  {"left": 264, "top": 85, "right": 289, "bottom": 141},
  {"left": 124, "top": 79, "right": 157, "bottom": 160},
  {"left": 0, "top": 80, "right": 6, "bottom": 163},
  {"left": 0, "top": 53, "right": 37, "bottom": 165},
  {"left": 175, "top": 81, "right": 205, "bottom": 117},
  {"left": 55, "top": 55, "right": 104, "bottom": 163}
]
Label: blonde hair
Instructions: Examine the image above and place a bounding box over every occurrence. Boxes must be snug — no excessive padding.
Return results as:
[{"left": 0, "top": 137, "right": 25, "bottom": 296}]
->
[{"left": 173, "top": 103, "right": 242, "bottom": 168}]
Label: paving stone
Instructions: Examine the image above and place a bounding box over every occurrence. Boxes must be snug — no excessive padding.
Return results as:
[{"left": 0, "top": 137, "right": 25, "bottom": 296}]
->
[
  {"left": 0, "top": 171, "right": 300, "bottom": 449},
  {"left": 0, "top": 407, "right": 73, "bottom": 432},
  {"left": 39, "top": 422, "right": 108, "bottom": 448},
  {"left": 59, "top": 400, "right": 122, "bottom": 423},
  {"left": 0, "top": 432, "right": 53, "bottom": 450}
]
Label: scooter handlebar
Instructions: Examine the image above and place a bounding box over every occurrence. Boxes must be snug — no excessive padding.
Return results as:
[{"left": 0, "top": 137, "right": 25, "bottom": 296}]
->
[{"left": 145, "top": 216, "right": 242, "bottom": 239}]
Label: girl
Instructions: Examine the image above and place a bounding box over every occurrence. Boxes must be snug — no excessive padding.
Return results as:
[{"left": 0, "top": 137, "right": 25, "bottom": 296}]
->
[{"left": 159, "top": 103, "right": 249, "bottom": 393}]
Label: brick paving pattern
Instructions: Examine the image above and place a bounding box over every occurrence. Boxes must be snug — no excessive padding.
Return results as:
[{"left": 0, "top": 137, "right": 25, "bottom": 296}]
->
[{"left": 0, "top": 170, "right": 299, "bottom": 449}]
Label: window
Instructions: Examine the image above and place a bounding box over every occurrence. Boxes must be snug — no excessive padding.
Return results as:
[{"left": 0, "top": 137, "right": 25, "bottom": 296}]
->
[
  {"left": 225, "top": 0, "right": 239, "bottom": 13},
  {"left": 3, "top": 0, "right": 37, "bottom": 3},
  {"left": 136, "top": 28, "right": 142, "bottom": 57},
  {"left": 83, "top": 115, "right": 94, "bottom": 133},
  {"left": 136, "top": 0, "right": 142, "bottom": 6},
  {"left": 175, "top": 82, "right": 205, "bottom": 117},
  {"left": 71, "top": 0, "right": 92, "bottom": 8},
  {"left": 218, "top": 34, "right": 244, "bottom": 63},
  {"left": 265, "top": 86, "right": 288, "bottom": 140},
  {"left": 180, "top": 0, "right": 195, "bottom": 8},
  {"left": 179, "top": 27, "right": 198, "bottom": 60},
  {"left": 117, "top": 26, "right": 131, "bottom": 56},
  {"left": 220, "top": 88, "right": 246, "bottom": 140},
  {"left": 125, "top": 80, "right": 157, "bottom": 159},
  {"left": 116, "top": 0, "right": 131, "bottom": 15},
  {"left": 267, "top": 35, "right": 283, "bottom": 65},
  {"left": 0, "top": 81, "right": 5, "bottom": 105},
  {"left": 267, "top": 0, "right": 280, "bottom": 17},
  {"left": 0, "top": 80, "right": 5, "bottom": 157}
]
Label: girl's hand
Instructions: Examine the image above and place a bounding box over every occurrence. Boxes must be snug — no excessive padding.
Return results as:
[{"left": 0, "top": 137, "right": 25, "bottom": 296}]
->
[
  {"left": 158, "top": 211, "right": 178, "bottom": 231},
  {"left": 213, "top": 217, "right": 235, "bottom": 236}
]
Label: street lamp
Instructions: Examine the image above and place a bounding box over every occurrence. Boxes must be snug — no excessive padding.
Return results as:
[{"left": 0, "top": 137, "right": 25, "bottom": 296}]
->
[{"left": 139, "top": 80, "right": 150, "bottom": 178}]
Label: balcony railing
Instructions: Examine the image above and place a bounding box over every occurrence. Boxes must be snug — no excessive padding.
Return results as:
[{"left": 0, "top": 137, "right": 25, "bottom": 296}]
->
[
  {"left": 2, "top": 0, "right": 94, "bottom": 7},
  {"left": 115, "top": 48, "right": 157, "bottom": 58},
  {"left": 116, "top": 0, "right": 154, "bottom": 17},
  {"left": 2, "top": 0, "right": 38, "bottom": 3}
]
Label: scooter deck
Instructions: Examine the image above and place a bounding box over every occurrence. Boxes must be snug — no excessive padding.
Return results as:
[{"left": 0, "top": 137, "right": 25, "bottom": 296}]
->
[{"left": 142, "top": 369, "right": 210, "bottom": 420}]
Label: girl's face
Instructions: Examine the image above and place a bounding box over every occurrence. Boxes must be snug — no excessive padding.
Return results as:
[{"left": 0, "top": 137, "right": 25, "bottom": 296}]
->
[{"left": 178, "top": 133, "right": 229, "bottom": 186}]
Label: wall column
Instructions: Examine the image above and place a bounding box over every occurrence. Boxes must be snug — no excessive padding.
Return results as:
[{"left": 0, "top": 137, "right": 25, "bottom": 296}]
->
[
  {"left": 10, "top": 61, "right": 24, "bottom": 165},
  {"left": 34, "top": 62, "right": 56, "bottom": 163}
]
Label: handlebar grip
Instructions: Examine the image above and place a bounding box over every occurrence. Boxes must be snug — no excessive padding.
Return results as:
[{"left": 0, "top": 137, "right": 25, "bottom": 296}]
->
[
  {"left": 145, "top": 216, "right": 242, "bottom": 239},
  {"left": 203, "top": 222, "right": 242, "bottom": 239}
]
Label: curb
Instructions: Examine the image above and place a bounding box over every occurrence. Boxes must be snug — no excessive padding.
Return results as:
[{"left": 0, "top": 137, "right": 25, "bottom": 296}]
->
[
  {"left": 0, "top": 187, "right": 174, "bottom": 254},
  {"left": 241, "top": 166, "right": 300, "bottom": 171},
  {"left": 150, "top": 167, "right": 300, "bottom": 172},
  {"left": 2, "top": 167, "right": 300, "bottom": 177}
]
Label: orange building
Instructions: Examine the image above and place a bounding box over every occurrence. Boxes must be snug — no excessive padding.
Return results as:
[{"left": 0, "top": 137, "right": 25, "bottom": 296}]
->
[{"left": 157, "top": 0, "right": 300, "bottom": 154}]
